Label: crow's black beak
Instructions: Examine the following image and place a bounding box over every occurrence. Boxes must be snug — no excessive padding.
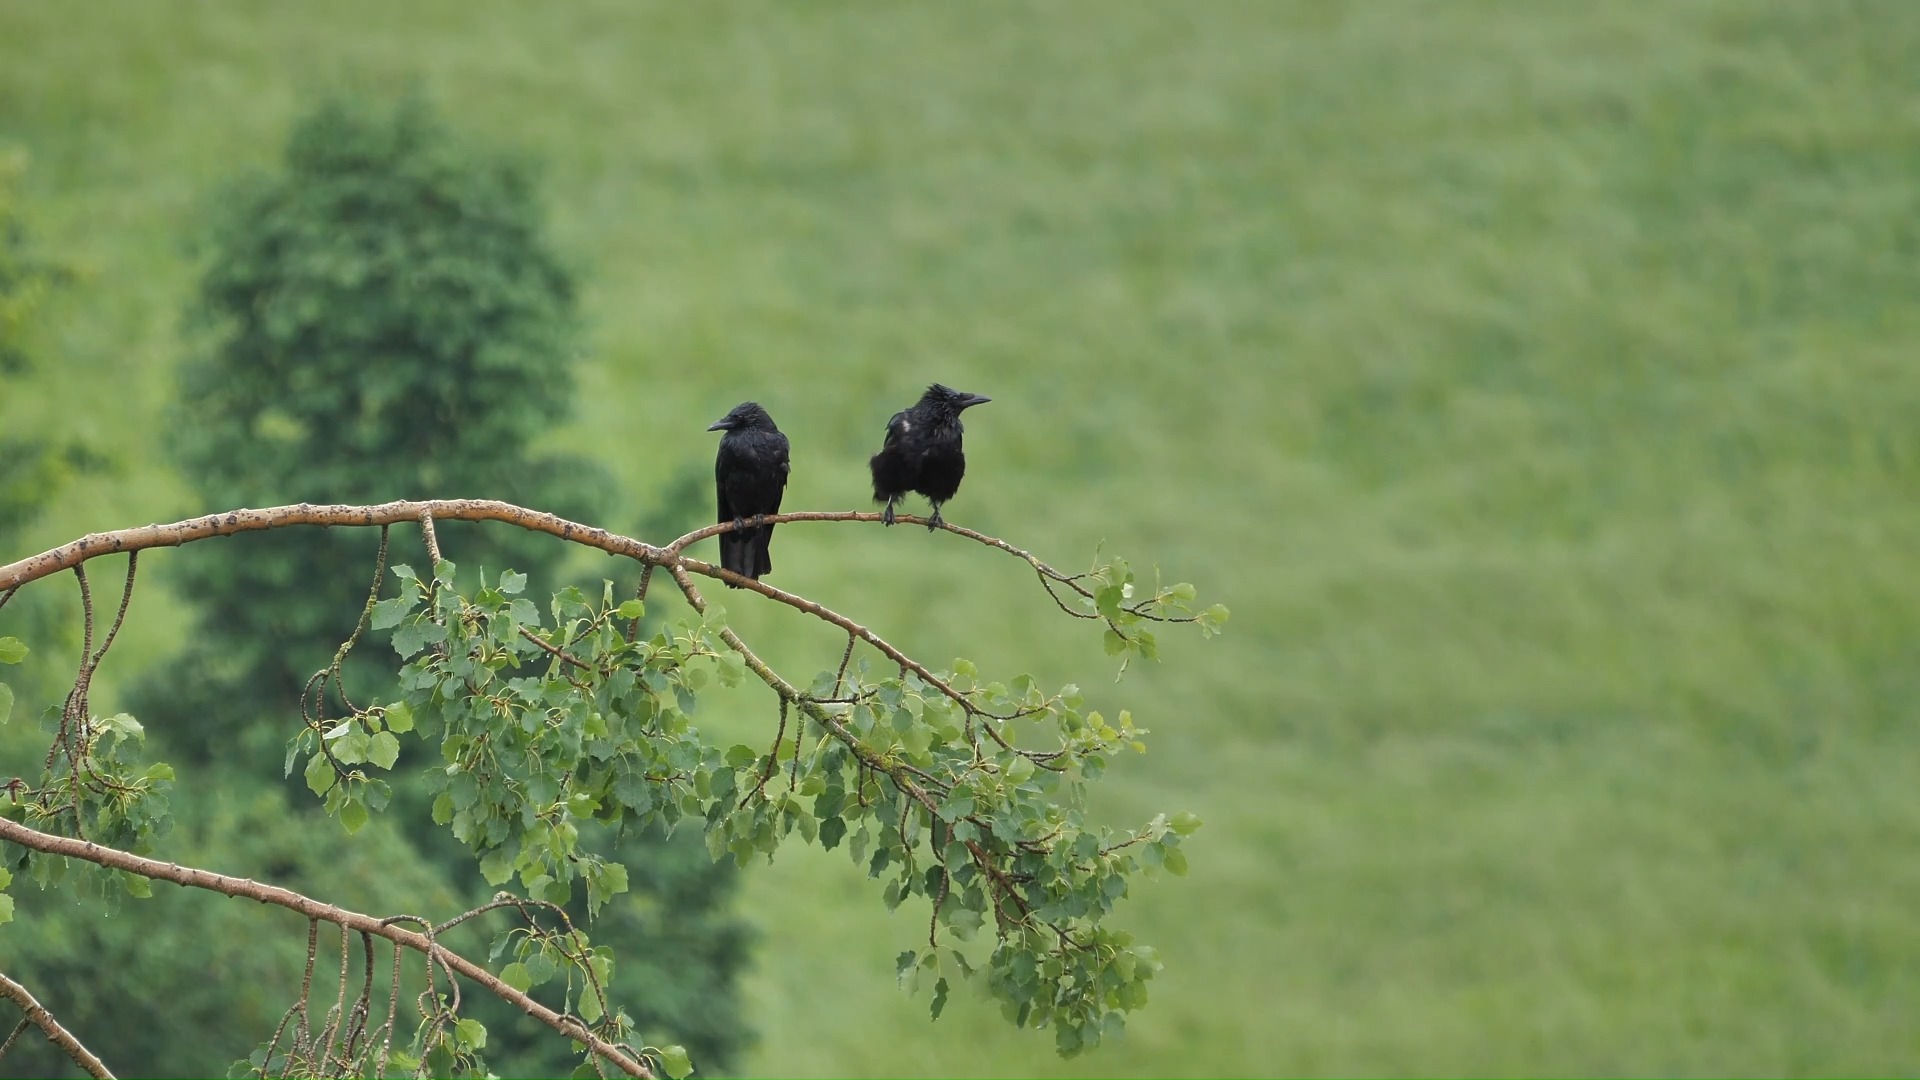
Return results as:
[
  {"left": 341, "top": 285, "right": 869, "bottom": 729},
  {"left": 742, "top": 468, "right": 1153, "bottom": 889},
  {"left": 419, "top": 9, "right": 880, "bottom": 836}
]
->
[
  {"left": 706, "top": 418, "right": 730, "bottom": 432},
  {"left": 961, "top": 393, "right": 991, "bottom": 409}
]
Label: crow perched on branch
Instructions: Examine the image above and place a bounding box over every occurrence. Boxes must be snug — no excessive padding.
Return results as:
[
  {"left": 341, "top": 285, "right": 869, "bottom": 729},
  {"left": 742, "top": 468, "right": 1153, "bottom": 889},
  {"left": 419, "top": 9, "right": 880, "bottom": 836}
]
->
[
  {"left": 707, "top": 401, "right": 790, "bottom": 586},
  {"left": 868, "top": 383, "right": 991, "bottom": 529}
]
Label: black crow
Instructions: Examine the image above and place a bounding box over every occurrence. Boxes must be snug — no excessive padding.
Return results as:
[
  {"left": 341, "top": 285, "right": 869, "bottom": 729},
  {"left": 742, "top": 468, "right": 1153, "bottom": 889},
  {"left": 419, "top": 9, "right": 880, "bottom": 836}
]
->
[
  {"left": 707, "top": 401, "right": 790, "bottom": 586},
  {"left": 868, "top": 383, "right": 991, "bottom": 530}
]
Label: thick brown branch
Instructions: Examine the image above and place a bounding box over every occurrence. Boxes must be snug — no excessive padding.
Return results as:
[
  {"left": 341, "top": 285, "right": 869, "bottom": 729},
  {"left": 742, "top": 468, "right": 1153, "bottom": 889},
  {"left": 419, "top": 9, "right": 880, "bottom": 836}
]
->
[
  {"left": 0, "top": 972, "right": 114, "bottom": 1079},
  {"left": 2, "top": 506, "right": 1168, "bottom": 739},
  {"left": 0, "top": 500, "right": 664, "bottom": 592},
  {"left": 1, "top": 502, "right": 1107, "bottom": 737},
  {"left": 0, "top": 818, "right": 650, "bottom": 1078},
  {"left": 4, "top": 505, "right": 1123, "bottom": 616}
]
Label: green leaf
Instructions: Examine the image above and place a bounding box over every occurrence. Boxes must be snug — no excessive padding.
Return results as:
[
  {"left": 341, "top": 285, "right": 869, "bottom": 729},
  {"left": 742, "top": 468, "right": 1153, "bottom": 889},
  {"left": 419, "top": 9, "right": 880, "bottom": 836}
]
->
[
  {"left": 1103, "top": 629, "right": 1128, "bottom": 656},
  {"left": 369, "top": 596, "right": 411, "bottom": 631},
  {"left": 304, "top": 753, "right": 335, "bottom": 796},
  {"left": 368, "top": 731, "right": 401, "bottom": 770},
  {"left": 479, "top": 847, "right": 514, "bottom": 886},
  {"left": 120, "top": 871, "right": 153, "bottom": 899},
  {"left": 500, "top": 570, "right": 528, "bottom": 595},
  {"left": 1169, "top": 811, "right": 1203, "bottom": 836},
  {"left": 332, "top": 732, "right": 368, "bottom": 765},
  {"left": 899, "top": 723, "right": 930, "bottom": 756},
  {"left": 500, "top": 962, "right": 532, "bottom": 992},
  {"left": 819, "top": 816, "right": 847, "bottom": 851},
  {"left": 579, "top": 988, "right": 604, "bottom": 1024},
  {"left": 1162, "top": 846, "right": 1189, "bottom": 876},
  {"left": 895, "top": 950, "right": 917, "bottom": 986},
  {"left": 724, "top": 744, "right": 758, "bottom": 769},
  {"left": 391, "top": 618, "right": 448, "bottom": 658},
  {"left": 657, "top": 1044, "right": 693, "bottom": 1080},
  {"left": 930, "top": 976, "right": 950, "bottom": 1020},
  {"left": 1056, "top": 1020, "right": 1084, "bottom": 1055},
  {"left": 454, "top": 1016, "right": 487, "bottom": 1050},
  {"left": 598, "top": 861, "right": 630, "bottom": 896},
  {"left": 0, "top": 682, "right": 12, "bottom": 726},
  {"left": 525, "top": 948, "right": 558, "bottom": 985},
  {"left": 0, "top": 894, "right": 12, "bottom": 925},
  {"left": 0, "top": 637, "right": 27, "bottom": 664},
  {"left": 385, "top": 701, "right": 414, "bottom": 733},
  {"left": 617, "top": 598, "right": 645, "bottom": 619},
  {"left": 339, "top": 797, "right": 369, "bottom": 834},
  {"left": 717, "top": 651, "right": 746, "bottom": 687},
  {"left": 450, "top": 771, "right": 480, "bottom": 810}
]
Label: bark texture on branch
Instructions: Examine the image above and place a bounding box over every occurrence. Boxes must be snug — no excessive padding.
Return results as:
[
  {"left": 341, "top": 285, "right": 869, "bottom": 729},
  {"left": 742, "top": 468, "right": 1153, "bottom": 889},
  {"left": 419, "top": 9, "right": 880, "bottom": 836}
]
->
[
  {"left": 0, "top": 500, "right": 659, "bottom": 591},
  {"left": 0, "top": 500, "right": 986, "bottom": 593},
  {"left": 0, "top": 972, "right": 116, "bottom": 1079}
]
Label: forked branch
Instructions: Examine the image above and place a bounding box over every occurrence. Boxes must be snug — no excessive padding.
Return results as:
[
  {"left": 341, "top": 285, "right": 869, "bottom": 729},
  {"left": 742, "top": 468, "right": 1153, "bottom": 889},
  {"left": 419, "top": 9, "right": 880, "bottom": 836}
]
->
[
  {"left": 0, "top": 499, "right": 1212, "bottom": 1070},
  {"left": 0, "top": 972, "right": 115, "bottom": 1079},
  {"left": 0, "top": 818, "right": 651, "bottom": 1079}
]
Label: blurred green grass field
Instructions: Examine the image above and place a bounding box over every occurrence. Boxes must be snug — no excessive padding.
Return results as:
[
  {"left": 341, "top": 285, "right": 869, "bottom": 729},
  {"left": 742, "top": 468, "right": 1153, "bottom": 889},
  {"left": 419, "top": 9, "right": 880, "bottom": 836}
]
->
[{"left": 4, "top": 3, "right": 1919, "bottom": 1075}]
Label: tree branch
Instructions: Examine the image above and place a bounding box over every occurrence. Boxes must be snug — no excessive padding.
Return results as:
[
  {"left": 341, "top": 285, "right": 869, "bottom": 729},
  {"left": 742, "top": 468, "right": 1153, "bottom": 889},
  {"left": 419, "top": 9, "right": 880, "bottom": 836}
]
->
[
  {"left": 0, "top": 500, "right": 661, "bottom": 592},
  {"left": 0, "top": 817, "right": 650, "bottom": 1079},
  {"left": 0, "top": 972, "right": 115, "bottom": 1079},
  {"left": 0, "top": 499, "right": 1198, "bottom": 1066},
  {"left": 667, "top": 566, "right": 950, "bottom": 822},
  {"left": 0, "top": 501, "right": 1156, "bottom": 742},
  {"left": 1, "top": 503, "right": 1168, "bottom": 623}
]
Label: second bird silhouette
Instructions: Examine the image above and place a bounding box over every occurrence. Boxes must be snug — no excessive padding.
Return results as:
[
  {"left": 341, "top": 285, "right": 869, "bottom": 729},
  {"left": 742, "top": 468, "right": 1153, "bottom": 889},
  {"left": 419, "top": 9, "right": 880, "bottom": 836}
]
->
[
  {"left": 869, "top": 383, "right": 991, "bottom": 530},
  {"left": 707, "top": 401, "right": 790, "bottom": 587}
]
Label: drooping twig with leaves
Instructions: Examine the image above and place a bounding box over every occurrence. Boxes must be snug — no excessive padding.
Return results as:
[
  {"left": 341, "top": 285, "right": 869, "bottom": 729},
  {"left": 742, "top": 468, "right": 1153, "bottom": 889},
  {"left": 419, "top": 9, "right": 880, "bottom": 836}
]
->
[{"left": 0, "top": 500, "right": 1226, "bottom": 1077}]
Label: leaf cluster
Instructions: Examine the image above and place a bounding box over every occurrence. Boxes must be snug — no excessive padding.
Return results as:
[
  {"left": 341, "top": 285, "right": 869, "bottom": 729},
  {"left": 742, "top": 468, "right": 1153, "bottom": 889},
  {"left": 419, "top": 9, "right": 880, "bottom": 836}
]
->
[
  {"left": 292, "top": 544, "right": 1223, "bottom": 1068},
  {"left": 0, "top": 638, "right": 175, "bottom": 923}
]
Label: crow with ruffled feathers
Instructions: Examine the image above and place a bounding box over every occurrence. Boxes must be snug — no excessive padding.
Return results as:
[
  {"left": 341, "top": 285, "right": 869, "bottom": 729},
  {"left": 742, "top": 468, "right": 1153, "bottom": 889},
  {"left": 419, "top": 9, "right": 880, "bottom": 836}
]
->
[
  {"left": 707, "top": 402, "right": 790, "bottom": 587},
  {"left": 868, "top": 383, "right": 991, "bottom": 529}
]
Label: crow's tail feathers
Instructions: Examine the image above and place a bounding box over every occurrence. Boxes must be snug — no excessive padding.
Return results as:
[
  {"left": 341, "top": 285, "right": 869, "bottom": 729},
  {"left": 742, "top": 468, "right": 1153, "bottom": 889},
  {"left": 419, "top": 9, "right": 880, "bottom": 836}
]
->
[
  {"left": 752, "top": 524, "right": 775, "bottom": 578},
  {"left": 719, "top": 532, "right": 751, "bottom": 588}
]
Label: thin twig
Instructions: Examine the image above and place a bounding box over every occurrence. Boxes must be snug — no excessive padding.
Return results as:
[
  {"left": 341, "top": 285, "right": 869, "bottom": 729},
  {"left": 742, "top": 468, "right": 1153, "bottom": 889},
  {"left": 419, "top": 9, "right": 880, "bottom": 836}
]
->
[
  {"left": 519, "top": 627, "right": 596, "bottom": 674},
  {"left": 419, "top": 511, "right": 443, "bottom": 566},
  {"left": 317, "top": 921, "right": 351, "bottom": 1071},
  {"left": 298, "top": 917, "right": 319, "bottom": 1050},
  {"left": 0, "top": 1017, "right": 30, "bottom": 1061},
  {"left": 0, "top": 972, "right": 114, "bottom": 1079},
  {"left": 626, "top": 566, "right": 654, "bottom": 643},
  {"left": 375, "top": 941, "right": 403, "bottom": 1079}
]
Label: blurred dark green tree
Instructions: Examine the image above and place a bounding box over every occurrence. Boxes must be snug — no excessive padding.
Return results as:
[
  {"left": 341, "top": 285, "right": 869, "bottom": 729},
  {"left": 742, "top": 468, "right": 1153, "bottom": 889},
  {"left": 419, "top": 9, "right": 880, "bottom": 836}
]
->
[
  {"left": 78, "top": 95, "right": 747, "bottom": 1076},
  {"left": 0, "top": 151, "right": 96, "bottom": 708}
]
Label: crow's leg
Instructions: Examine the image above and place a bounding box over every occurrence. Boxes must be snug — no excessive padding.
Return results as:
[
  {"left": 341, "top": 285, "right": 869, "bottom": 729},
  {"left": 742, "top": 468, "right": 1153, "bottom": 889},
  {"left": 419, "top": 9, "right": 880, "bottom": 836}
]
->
[
  {"left": 881, "top": 497, "right": 898, "bottom": 527},
  {"left": 926, "top": 503, "right": 944, "bottom": 531}
]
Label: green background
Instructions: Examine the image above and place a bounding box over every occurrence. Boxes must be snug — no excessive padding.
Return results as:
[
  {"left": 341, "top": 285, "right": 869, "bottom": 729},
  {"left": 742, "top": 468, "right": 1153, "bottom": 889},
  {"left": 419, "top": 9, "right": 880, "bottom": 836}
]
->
[{"left": 3, "top": 3, "right": 1918, "bottom": 1075}]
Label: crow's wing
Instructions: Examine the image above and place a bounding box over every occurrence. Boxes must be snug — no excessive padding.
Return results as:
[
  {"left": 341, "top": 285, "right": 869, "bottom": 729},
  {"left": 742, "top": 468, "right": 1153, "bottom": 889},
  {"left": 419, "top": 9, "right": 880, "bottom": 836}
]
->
[
  {"left": 771, "top": 432, "right": 791, "bottom": 509},
  {"left": 881, "top": 410, "right": 910, "bottom": 451}
]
